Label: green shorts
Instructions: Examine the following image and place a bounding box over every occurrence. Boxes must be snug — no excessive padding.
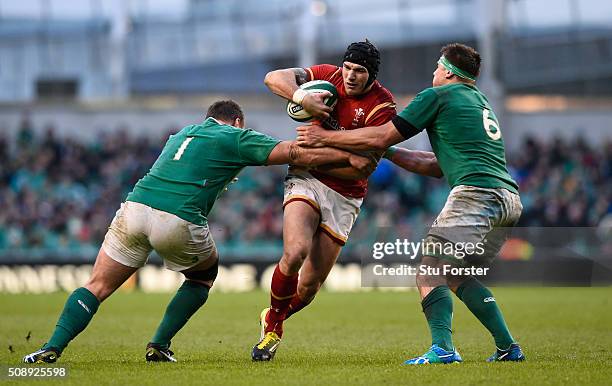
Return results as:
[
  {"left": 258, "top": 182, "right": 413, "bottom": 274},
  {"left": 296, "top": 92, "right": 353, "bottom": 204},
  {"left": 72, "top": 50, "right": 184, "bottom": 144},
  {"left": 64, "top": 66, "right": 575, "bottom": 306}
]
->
[{"left": 424, "top": 185, "right": 523, "bottom": 267}]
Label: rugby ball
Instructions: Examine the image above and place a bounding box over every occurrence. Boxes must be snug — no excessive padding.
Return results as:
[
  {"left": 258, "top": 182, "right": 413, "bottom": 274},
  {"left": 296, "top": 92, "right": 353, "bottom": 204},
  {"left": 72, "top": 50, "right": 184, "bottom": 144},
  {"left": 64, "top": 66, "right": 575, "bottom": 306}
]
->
[{"left": 286, "top": 80, "right": 338, "bottom": 122}]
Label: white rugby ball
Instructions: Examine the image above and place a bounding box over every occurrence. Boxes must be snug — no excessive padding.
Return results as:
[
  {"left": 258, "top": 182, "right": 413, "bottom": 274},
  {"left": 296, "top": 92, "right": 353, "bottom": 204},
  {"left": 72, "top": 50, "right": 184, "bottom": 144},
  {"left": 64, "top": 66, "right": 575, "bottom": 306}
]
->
[{"left": 286, "top": 80, "right": 339, "bottom": 122}]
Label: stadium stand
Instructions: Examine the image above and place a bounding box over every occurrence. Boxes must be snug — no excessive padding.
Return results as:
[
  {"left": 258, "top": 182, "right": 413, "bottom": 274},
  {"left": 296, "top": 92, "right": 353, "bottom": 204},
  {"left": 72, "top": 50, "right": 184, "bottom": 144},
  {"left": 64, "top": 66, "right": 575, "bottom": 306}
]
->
[{"left": 1, "top": 116, "right": 609, "bottom": 262}]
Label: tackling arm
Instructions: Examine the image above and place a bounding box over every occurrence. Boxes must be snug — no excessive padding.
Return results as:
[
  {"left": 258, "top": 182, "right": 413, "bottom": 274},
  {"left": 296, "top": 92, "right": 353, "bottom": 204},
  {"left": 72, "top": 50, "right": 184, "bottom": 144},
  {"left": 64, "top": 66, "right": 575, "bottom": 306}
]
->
[
  {"left": 385, "top": 147, "right": 443, "bottom": 178},
  {"left": 296, "top": 120, "right": 407, "bottom": 152},
  {"left": 265, "top": 141, "right": 376, "bottom": 176},
  {"left": 312, "top": 149, "right": 382, "bottom": 179}
]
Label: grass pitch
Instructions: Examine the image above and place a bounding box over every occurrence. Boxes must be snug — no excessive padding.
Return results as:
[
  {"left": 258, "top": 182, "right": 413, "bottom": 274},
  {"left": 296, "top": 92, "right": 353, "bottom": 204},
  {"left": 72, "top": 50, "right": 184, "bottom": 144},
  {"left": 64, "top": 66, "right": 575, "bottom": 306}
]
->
[{"left": 1, "top": 287, "right": 611, "bottom": 385}]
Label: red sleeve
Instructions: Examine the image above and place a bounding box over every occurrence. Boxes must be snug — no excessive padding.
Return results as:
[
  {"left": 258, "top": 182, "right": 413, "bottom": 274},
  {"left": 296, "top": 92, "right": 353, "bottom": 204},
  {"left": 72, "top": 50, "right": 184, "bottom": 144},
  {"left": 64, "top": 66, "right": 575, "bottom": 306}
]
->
[{"left": 305, "top": 64, "right": 340, "bottom": 82}]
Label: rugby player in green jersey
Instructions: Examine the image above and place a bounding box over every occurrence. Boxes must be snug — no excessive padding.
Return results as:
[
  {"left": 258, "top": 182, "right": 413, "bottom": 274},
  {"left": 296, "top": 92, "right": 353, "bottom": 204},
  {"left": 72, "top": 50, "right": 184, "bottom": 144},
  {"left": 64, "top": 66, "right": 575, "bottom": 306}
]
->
[
  {"left": 23, "top": 100, "right": 378, "bottom": 364},
  {"left": 296, "top": 43, "right": 525, "bottom": 364}
]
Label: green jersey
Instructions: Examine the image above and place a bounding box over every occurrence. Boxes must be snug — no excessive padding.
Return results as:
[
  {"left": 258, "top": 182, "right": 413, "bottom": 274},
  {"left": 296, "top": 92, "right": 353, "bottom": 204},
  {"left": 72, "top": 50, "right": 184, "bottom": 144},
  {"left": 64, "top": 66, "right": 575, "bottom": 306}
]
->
[
  {"left": 397, "top": 83, "right": 518, "bottom": 193},
  {"left": 126, "top": 118, "right": 281, "bottom": 225}
]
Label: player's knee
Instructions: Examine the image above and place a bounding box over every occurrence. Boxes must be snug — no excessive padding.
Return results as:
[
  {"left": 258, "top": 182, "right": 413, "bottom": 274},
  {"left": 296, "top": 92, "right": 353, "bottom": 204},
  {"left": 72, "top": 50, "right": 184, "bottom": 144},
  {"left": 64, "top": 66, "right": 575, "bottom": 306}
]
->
[
  {"left": 416, "top": 258, "right": 446, "bottom": 289},
  {"left": 415, "top": 271, "right": 427, "bottom": 288},
  {"left": 446, "top": 274, "right": 467, "bottom": 293},
  {"left": 281, "top": 245, "right": 309, "bottom": 272},
  {"left": 183, "top": 259, "right": 218, "bottom": 289}
]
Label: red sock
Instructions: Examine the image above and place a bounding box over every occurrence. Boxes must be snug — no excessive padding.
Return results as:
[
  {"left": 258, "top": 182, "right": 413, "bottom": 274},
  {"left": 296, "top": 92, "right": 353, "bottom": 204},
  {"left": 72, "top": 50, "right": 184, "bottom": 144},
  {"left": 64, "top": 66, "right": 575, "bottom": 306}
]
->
[
  {"left": 266, "top": 265, "right": 298, "bottom": 336},
  {"left": 286, "top": 294, "right": 312, "bottom": 319}
]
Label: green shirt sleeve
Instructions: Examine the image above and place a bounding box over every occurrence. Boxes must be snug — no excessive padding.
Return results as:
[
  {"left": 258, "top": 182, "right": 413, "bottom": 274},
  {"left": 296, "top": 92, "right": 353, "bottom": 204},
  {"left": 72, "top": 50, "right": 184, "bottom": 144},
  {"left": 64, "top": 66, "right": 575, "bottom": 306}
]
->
[
  {"left": 397, "top": 88, "right": 440, "bottom": 130},
  {"left": 237, "top": 129, "right": 282, "bottom": 166}
]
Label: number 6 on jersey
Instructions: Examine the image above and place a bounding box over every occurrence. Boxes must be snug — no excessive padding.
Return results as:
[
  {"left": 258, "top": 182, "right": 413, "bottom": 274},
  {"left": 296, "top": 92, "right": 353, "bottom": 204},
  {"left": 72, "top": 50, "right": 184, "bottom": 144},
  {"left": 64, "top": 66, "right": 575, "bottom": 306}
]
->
[{"left": 483, "top": 109, "right": 501, "bottom": 140}]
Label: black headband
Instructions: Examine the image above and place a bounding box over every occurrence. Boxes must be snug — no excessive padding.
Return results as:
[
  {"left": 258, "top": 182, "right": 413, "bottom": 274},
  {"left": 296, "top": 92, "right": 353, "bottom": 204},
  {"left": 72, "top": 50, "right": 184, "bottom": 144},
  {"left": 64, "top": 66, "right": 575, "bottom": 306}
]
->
[{"left": 343, "top": 40, "right": 381, "bottom": 87}]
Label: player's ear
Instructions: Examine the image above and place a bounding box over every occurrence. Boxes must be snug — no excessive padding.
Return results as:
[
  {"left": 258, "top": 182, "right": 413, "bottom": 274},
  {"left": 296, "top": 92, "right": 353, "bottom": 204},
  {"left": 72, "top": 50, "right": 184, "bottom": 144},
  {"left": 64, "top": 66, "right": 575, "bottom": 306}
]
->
[
  {"left": 445, "top": 70, "right": 454, "bottom": 80},
  {"left": 233, "top": 117, "right": 244, "bottom": 129}
]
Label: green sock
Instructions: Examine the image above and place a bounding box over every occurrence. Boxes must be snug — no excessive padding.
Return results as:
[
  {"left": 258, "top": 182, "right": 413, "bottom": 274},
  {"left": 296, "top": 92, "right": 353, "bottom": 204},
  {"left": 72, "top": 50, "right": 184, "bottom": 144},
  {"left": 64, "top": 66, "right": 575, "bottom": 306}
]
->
[
  {"left": 150, "top": 281, "right": 209, "bottom": 348},
  {"left": 456, "top": 277, "right": 514, "bottom": 350},
  {"left": 44, "top": 287, "right": 100, "bottom": 353},
  {"left": 421, "top": 285, "right": 454, "bottom": 351}
]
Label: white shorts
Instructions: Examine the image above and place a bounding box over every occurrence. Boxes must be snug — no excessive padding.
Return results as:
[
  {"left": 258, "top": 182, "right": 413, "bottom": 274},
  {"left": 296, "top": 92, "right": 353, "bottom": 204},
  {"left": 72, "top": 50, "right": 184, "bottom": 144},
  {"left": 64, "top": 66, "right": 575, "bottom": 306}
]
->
[
  {"left": 426, "top": 185, "right": 523, "bottom": 266},
  {"left": 101, "top": 201, "right": 217, "bottom": 271},
  {"left": 283, "top": 169, "right": 363, "bottom": 245}
]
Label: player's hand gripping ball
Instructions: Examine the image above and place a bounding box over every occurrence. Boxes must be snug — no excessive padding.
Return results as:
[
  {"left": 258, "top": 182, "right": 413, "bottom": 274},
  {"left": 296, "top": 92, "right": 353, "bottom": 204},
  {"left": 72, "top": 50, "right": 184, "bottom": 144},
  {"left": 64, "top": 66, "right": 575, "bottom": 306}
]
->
[{"left": 287, "top": 80, "right": 338, "bottom": 122}]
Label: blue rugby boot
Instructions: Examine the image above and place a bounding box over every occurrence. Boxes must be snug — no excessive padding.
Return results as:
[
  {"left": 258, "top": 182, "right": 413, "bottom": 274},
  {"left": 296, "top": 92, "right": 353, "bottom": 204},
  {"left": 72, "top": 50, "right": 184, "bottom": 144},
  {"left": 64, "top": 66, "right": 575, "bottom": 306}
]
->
[
  {"left": 487, "top": 343, "right": 525, "bottom": 362},
  {"left": 404, "top": 344, "right": 463, "bottom": 365}
]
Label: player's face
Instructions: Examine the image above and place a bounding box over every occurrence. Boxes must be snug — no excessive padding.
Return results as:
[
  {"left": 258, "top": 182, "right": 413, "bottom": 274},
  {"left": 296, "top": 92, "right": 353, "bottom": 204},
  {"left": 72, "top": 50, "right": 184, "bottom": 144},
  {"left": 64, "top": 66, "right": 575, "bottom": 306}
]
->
[
  {"left": 432, "top": 63, "right": 451, "bottom": 87},
  {"left": 342, "top": 61, "right": 370, "bottom": 96}
]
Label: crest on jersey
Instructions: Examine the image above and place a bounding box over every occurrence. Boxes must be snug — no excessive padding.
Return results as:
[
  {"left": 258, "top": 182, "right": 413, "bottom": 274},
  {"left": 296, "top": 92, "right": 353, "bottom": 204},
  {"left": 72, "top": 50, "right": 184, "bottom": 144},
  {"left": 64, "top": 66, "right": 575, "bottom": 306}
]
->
[{"left": 352, "top": 108, "right": 365, "bottom": 127}]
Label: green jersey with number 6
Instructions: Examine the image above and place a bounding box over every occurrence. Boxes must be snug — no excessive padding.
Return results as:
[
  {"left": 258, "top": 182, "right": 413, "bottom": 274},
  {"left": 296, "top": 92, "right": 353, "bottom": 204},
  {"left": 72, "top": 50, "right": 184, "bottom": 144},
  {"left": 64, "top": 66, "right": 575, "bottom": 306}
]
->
[
  {"left": 397, "top": 83, "right": 518, "bottom": 193},
  {"left": 126, "top": 117, "right": 281, "bottom": 225}
]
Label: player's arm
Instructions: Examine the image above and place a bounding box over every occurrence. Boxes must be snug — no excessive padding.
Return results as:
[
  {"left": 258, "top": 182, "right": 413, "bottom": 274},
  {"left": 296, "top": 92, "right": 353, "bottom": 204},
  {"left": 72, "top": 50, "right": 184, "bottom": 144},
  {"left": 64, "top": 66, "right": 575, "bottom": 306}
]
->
[
  {"left": 384, "top": 146, "right": 443, "bottom": 178},
  {"left": 353, "top": 100, "right": 396, "bottom": 164},
  {"left": 296, "top": 117, "right": 418, "bottom": 152},
  {"left": 264, "top": 67, "right": 309, "bottom": 96},
  {"left": 309, "top": 149, "right": 380, "bottom": 180},
  {"left": 264, "top": 68, "right": 332, "bottom": 119},
  {"left": 304, "top": 100, "right": 392, "bottom": 179},
  {"left": 265, "top": 141, "right": 376, "bottom": 176},
  {"left": 296, "top": 88, "right": 437, "bottom": 151}
]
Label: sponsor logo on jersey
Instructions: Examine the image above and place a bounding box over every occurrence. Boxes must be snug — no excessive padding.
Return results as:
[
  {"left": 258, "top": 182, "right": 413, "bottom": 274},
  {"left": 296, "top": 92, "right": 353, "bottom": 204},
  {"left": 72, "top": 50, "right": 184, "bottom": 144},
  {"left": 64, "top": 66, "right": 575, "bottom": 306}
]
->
[{"left": 483, "top": 296, "right": 496, "bottom": 303}]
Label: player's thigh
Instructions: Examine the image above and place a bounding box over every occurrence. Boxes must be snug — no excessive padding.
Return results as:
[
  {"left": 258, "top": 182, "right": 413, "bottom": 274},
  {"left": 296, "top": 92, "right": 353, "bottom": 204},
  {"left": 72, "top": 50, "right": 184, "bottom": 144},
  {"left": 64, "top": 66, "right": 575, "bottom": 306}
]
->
[
  {"left": 94, "top": 201, "right": 152, "bottom": 300},
  {"left": 496, "top": 187, "right": 523, "bottom": 227},
  {"left": 479, "top": 189, "right": 523, "bottom": 263},
  {"left": 282, "top": 200, "right": 320, "bottom": 258},
  {"left": 300, "top": 230, "right": 343, "bottom": 288},
  {"left": 148, "top": 209, "right": 217, "bottom": 273},
  {"left": 427, "top": 185, "right": 509, "bottom": 267},
  {"left": 429, "top": 186, "right": 496, "bottom": 244},
  {"left": 317, "top": 183, "right": 362, "bottom": 246},
  {"left": 282, "top": 170, "right": 323, "bottom": 250},
  {"left": 102, "top": 201, "right": 154, "bottom": 269},
  {"left": 86, "top": 247, "right": 138, "bottom": 302}
]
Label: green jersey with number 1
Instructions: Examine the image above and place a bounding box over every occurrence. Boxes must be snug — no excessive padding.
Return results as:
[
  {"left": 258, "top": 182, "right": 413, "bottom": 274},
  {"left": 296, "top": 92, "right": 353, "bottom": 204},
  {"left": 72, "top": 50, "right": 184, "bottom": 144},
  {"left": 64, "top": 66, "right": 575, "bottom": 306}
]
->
[
  {"left": 126, "top": 117, "right": 281, "bottom": 225},
  {"left": 397, "top": 83, "right": 518, "bottom": 193}
]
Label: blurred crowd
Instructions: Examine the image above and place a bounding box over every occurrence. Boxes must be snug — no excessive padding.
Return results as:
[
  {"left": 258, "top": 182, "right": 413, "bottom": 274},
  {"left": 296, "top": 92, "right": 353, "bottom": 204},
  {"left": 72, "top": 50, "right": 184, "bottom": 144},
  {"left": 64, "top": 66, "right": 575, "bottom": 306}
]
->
[{"left": 0, "top": 117, "right": 610, "bottom": 260}]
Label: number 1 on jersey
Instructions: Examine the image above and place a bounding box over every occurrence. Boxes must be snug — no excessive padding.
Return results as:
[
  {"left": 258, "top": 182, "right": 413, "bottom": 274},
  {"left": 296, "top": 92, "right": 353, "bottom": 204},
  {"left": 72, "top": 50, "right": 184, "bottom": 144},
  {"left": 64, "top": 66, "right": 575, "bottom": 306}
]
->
[{"left": 173, "top": 137, "right": 194, "bottom": 160}]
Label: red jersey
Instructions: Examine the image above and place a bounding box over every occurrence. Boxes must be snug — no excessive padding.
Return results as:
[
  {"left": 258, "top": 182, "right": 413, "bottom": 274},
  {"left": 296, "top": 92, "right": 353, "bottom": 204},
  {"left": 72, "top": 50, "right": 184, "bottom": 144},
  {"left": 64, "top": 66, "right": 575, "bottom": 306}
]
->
[{"left": 305, "top": 64, "right": 396, "bottom": 198}]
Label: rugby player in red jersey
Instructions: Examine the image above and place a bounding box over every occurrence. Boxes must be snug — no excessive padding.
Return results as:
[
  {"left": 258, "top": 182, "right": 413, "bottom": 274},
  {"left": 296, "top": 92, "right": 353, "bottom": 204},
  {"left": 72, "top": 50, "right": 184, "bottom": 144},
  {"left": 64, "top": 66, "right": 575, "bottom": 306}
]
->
[{"left": 252, "top": 40, "right": 442, "bottom": 361}]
